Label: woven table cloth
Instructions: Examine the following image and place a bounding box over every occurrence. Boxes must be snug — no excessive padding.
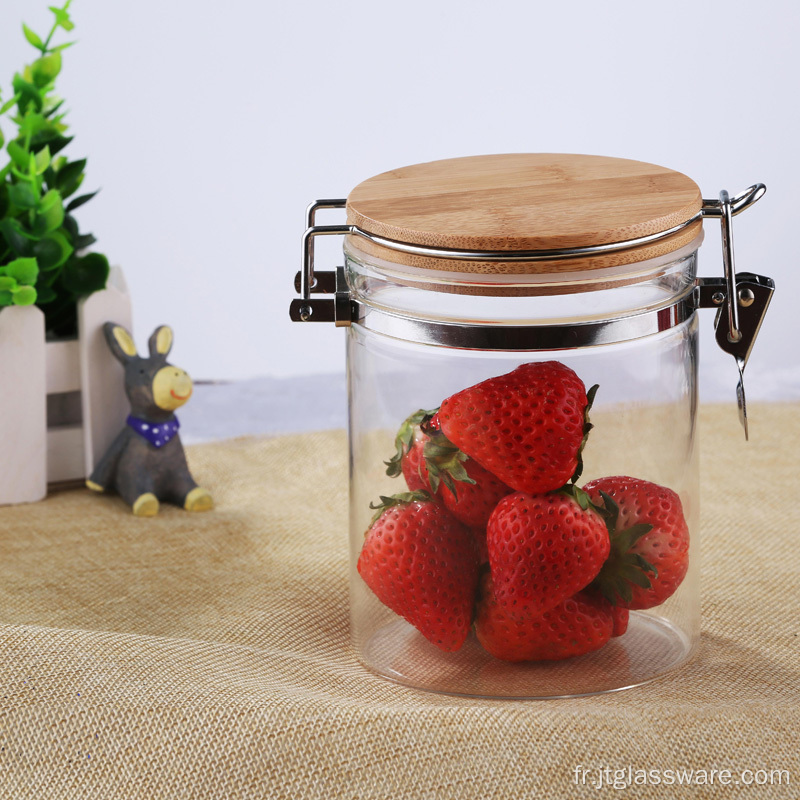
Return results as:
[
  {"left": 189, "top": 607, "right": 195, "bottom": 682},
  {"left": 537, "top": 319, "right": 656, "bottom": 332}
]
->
[{"left": 0, "top": 405, "right": 798, "bottom": 799}]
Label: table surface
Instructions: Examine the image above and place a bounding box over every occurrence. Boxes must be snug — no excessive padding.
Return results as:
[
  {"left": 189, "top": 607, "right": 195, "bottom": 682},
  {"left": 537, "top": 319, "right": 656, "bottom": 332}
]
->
[{"left": 0, "top": 401, "right": 798, "bottom": 799}]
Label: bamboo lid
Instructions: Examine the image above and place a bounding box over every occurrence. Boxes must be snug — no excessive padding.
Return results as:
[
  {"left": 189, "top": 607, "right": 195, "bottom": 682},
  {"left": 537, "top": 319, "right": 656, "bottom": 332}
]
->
[{"left": 345, "top": 154, "right": 703, "bottom": 275}]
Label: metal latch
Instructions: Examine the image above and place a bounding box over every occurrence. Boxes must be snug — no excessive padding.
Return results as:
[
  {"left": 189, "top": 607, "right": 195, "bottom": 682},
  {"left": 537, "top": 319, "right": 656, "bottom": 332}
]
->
[
  {"left": 288, "top": 199, "right": 353, "bottom": 327},
  {"left": 693, "top": 186, "right": 775, "bottom": 440}
]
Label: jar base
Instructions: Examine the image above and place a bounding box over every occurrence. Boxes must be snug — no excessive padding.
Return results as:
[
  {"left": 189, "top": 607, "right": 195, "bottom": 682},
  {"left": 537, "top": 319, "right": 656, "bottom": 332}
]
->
[{"left": 359, "top": 611, "right": 696, "bottom": 699}]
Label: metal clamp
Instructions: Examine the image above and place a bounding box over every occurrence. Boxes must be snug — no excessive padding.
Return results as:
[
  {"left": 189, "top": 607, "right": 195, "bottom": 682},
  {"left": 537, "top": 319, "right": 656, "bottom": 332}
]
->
[
  {"left": 289, "top": 199, "right": 353, "bottom": 326},
  {"left": 694, "top": 187, "right": 774, "bottom": 439}
]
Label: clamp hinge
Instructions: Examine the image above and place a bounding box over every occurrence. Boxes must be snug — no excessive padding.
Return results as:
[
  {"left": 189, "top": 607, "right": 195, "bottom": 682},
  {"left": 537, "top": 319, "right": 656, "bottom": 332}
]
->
[
  {"left": 289, "top": 266, "right": 354, "bottom": 326},
  {"left": 693, "top": 272, "right": 775, "bottom": 368}
]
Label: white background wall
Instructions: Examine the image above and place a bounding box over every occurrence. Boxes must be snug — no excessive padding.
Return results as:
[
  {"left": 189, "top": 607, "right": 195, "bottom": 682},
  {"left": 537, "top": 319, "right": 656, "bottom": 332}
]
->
[{"left": 1, "top": 0, "right": 797, "bottom": 399}]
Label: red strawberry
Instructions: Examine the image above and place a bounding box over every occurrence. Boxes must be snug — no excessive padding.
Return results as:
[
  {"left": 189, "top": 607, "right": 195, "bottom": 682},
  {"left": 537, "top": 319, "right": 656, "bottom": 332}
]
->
[
  {"left": 438, "top": 361, "right": 597, "bottom": 495},
  {"left": 486, "top": 488, "right": 610, "bottom": 618},
  {"left": 584, "top": 476, "right": 690, "bottom": 610},
  {"left": 611, "top": 606, "right": 629, "bottom": 637},
  {"left": 471, "top": 526, "right": 489, "bottom": 564},
  {"left": 357, "top": 492, "right": 479, "bottom": 652},
  {"left": 428, "top": 435, "right": 514, "bottom": 528},
  {"left": 402, "top": 428, "right": 429, "bottom": 492},
  {"left": 475, "top": 572, "right": 614, "bottom": 662},
  {"left": 386, "top": 409, "right": 513, "bottom": 528}
]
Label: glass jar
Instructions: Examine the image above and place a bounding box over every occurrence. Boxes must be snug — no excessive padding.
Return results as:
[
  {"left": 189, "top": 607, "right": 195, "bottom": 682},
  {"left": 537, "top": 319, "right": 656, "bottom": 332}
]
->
[{"left": 290, "top": 154, "right": 775, "bottom": 699}]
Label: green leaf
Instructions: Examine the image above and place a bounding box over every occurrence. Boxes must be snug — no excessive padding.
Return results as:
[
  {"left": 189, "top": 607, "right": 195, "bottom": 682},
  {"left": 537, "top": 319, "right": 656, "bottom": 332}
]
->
[
  {"left": 5, "top": 257, "right": 39, "bottom": 286},
  {"left": 51, "top": 41, "right": 76, "bottom": 53},
  {"left": 0, "top": 94, "right": 20, "bottom": 115},
  {"left": 50, "top": 3, "right": 75, "bottom": 32},
  {"left": 18, "top": 113, "right": 48, "bottom": 142},
  {"left": 368, "top": 490, "right": 431, "bottom": 523},
  {"left": 8, "top": 181, "right": 38, "bottom": 209},
  {"left": 0, "top": 219, "right": 34, "bottom": 256},
  {"left": 62, "top": 212, "right": 78, "bottom": 240},
  {"left": 60, "top": 172, "right": 84, "bottom": 199},
  {"left": 11, "top": 285, "right": 37, "bottom": 305},
  {"left": 420, "top": 426, "right": 477, "bottom": 497},
  {"left": 54, "top": 158, "right": 84, "bottom": 185},
  {"left": 31, "top": 52, "right": 62, "bottom": 88},
  {"left": 56, "top": 159, "right": 85, "bottom": 198},
  {"left": 616, "top": 523, "right": 655, "bottom": 553},
  {"left": 39, "top": 264, "right": 61, "bottom": 286},
  {"left": 597, "top": 490, "right": 620, "bottom": 530},
  {"left": 12, "top": 73, "right": 43, "bottom": 113},
  {"left": 61, "top": 252, "right": 109, "bottom": 294},
  {"left": 34, "top": 284, "right": 57, "bottom": 303},
  {"left": 65, "top": 189, "right": 98, "bottom": 212},
  {"left": 37, "top": 133, "right": 72, "bottom": 156},
  {"left": 43, "top": 98, "right": 65, "bottom": 119},
  {"left": 0, "top": 184, "right": 9, "bottom": 218},
  {"left": 0, "top": 276, "right": 18, "bottom": 291},
  {"left": 0, "top": 290, "right": 14, "bottom": 306},
  {"left": 22, "top": 24, "right": 44, "bottom": 50},
  {"left": 630, "top": 552, "right": 658, "bottom": 578},
  {"left": 619, "top": 564, "right": 653, "bottom": 590},
  {"left": 34, "top": 145, "right": 51, "bottom": 174},
  {"left": 33, "top": 231, "right": 73, "bottom": 271},
  {"left": 7, "top": 140, "right": 29, "bottom": 171},
  {"left": 74, "top": 232, "right": 97, "bottom": 250},
  {"left": 384, "top": 408, "right": 438, "bottom": 478},
  {"left": 34, "top": 189, "right": 64, "bottom": 234}
]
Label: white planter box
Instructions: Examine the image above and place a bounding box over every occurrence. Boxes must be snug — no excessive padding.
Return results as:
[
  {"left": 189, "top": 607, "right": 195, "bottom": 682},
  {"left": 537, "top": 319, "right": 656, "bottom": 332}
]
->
[{"left": 0, "top": 267, "right": 132, "bottom": 505}]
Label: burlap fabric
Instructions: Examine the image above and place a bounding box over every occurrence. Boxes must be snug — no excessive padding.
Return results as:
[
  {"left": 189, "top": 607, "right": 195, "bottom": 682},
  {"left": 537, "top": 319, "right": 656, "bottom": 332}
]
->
[{"left": 0, "top": 405, "right": 798, "bottom": 799}]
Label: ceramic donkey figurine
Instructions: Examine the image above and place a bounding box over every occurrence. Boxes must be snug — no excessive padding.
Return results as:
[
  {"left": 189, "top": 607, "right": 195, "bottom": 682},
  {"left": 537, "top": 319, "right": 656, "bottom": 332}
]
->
[{"left": 87, "top": 322, "right": 213, "bottom": 517}]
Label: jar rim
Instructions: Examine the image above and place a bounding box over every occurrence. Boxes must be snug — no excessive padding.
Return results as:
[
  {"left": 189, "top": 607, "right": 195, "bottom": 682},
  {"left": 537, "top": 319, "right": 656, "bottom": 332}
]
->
[{"left": 345, "top": 230, "right": 704, "bottom": 297}]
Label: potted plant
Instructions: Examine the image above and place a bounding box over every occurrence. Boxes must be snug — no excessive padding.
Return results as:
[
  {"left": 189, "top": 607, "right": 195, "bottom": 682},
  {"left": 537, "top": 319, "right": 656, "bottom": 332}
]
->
[{"left": 0, "top": 1, "right": 132, "bottom": 504}]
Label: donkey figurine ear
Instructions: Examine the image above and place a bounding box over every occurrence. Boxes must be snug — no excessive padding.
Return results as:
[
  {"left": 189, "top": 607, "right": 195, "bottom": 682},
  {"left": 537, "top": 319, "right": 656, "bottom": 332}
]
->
[
  {"left": 148, "top": 325, "right": 173, "bottom": 358},
  {"left": 103, "top": 322, "right": 138, "bottom": 364}
]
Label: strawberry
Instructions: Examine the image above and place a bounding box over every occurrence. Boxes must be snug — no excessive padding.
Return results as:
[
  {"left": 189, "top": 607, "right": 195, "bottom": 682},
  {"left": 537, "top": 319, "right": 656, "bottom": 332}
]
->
[
  {"left": 486, "top": 488, "right": 610, "bottom": 618},
  {"left": 385, "top": 409, "right": 513, "bottom": 528},
  {"left": 611, "top": 605, "right": 629, "bottom": 637},
  {"left": 471, "top": 526, "right": 489, "bottom": 564},
  {"left": 428, "top": 433, "right": 514, "bottom": 528},
  {"left": 584, "top": 476, "right": 690, "bottom": 610},
  {"left": 475, "top": 572, "right": 614, "bottom": 662},
  {"left": 438, "top": 361, "right": 597, "bottom": 495},
  {"left": 357, "top": 492, "right": 479, "bottom": 652}
]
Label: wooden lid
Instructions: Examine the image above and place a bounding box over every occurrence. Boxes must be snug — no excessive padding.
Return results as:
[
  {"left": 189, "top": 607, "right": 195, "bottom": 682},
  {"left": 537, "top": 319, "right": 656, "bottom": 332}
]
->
[{"left": 346, "top": 154, "right": 702, "bottom": 274}]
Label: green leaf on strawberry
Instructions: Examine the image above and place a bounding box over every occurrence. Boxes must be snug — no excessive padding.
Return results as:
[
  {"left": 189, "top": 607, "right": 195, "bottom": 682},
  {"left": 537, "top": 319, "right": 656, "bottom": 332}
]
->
[
  {"left": 384, "top": 408, "right": 437, "bottom": 478},
  {"left": 588, "top": 488, "right": 658, "bottom": 606},
  {"left": 558, "top": 482, "right": 595, "bottom": 511},
  {"left": 368, "top": 490, "right": 431, "bottom": 522},
  {"left": 422, "top": 427, "right": 476, "bottom": 498}
]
